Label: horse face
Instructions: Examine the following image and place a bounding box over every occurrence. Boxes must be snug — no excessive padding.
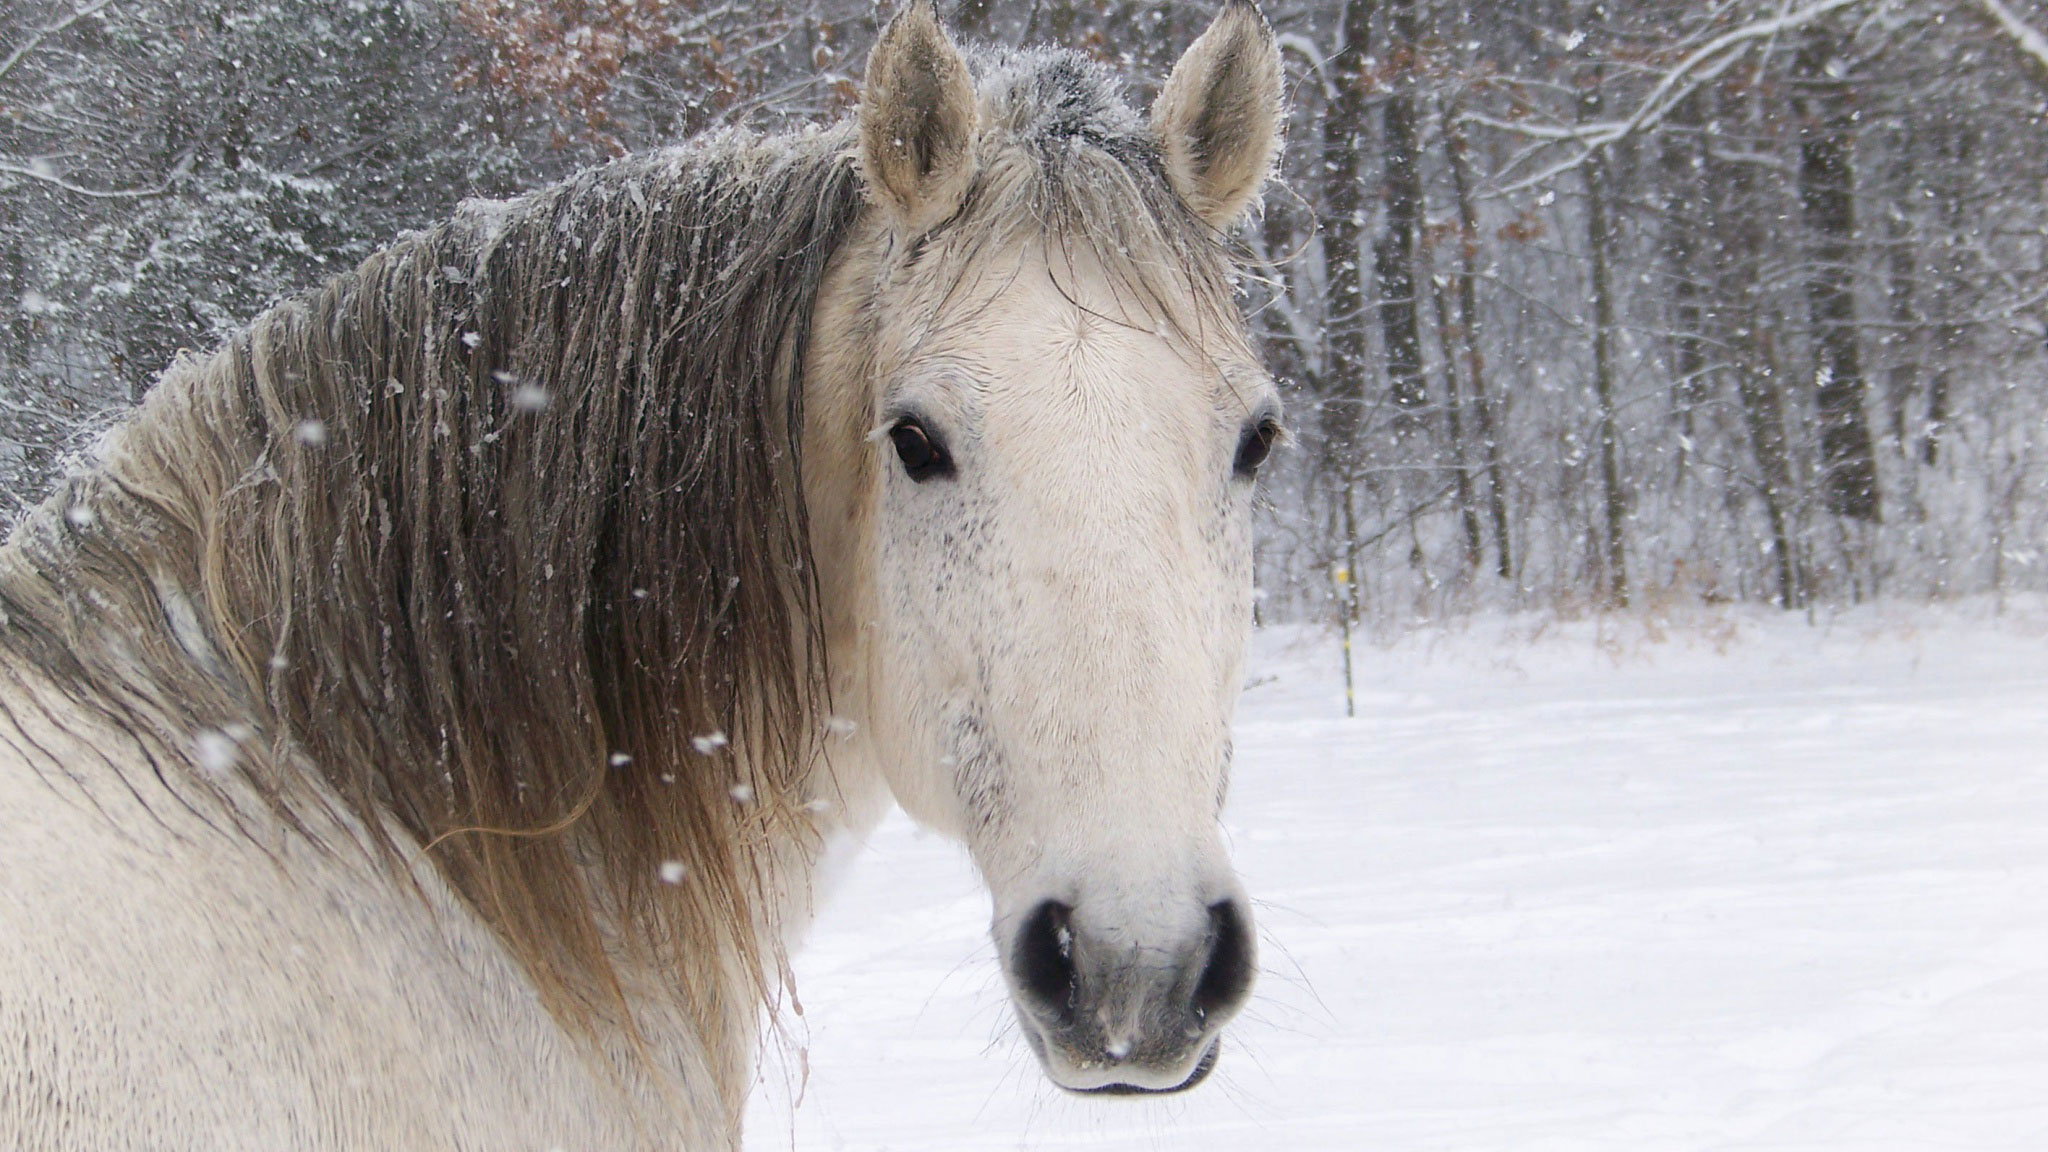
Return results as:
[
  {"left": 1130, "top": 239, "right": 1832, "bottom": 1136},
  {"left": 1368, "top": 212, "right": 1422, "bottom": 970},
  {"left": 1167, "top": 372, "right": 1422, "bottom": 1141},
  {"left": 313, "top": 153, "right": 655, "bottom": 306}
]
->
[
  {"left": 869, "top": 250, "right": 1274, "bottom": 1093},
  {"left": 830, "top": 2, "right": 1283, "bottom": 1094}
]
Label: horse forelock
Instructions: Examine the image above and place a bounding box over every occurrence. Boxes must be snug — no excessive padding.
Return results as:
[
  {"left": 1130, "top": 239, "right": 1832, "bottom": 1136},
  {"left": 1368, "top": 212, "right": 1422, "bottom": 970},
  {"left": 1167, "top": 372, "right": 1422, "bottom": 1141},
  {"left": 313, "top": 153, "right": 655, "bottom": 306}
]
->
[{"left": 941, "top": 46, "right": 1248, "bottom": 359}]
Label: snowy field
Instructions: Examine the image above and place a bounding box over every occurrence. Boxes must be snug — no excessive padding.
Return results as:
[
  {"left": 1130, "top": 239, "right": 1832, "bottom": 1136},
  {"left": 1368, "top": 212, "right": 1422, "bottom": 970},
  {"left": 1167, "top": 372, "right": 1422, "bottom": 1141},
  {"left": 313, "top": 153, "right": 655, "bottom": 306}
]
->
[{"left": 747, "top": 599, "right": 2048, "bottom": 1151}]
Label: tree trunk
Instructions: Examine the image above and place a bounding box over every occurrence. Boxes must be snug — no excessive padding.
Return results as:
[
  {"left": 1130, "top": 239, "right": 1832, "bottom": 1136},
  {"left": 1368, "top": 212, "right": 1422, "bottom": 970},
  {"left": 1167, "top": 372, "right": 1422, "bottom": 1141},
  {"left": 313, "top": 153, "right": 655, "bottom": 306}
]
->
[
  {"left": 1923, "top": 123, "right": 1976, "bottom": 467},
  {"left": 1431, "top": 262, "right": 1485, "bottom": 571},
  {"left": 1375, "top": 0, "right": 1429, "bottom": 416},
  {"left": 1794, "top": 25, "right": 1882, "bottom": 522},
  {"left": 1660, "top": 94, "right": 1710, "bottom": 486},
  {"left": 1320, "top": 0, "right": 1378, "bottom": 462},
  {"left": 1881, "top": 193, "right": 1919, "bottom": 454},
  {"left": 1582, "top": 75, "right": 1629, "bottom": 608},
  {"left": 1442, "top": 101, "right": 1514, "bottom": 580},
  {"left": 1706, "top": 81, "right": 1802, "bottom": 607},
  {"left": 1738, "top": 359, "right": 1803, "bottom": 607}
]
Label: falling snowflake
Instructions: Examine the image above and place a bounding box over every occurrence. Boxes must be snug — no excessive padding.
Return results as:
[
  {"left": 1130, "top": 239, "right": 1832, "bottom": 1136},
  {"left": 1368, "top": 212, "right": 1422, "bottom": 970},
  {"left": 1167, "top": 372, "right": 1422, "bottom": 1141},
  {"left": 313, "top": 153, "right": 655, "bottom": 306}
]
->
[
  {"left": 658, "top": 860, "right": 688, "bottom": 885},
  {"left": 609, "top": 751, "right": 632, "bottom": 767},
  {"left": 691, "top": 731, "right": 728, "bottom": 755},
  {"left": 294, "top": 419, "right": 327, "bottom": 446},
  {"left": 729, "top": 783, "right": 754, "bottom": 804},
  {"left": 191, "top": 724, "right": 254, "bottom": 775}
]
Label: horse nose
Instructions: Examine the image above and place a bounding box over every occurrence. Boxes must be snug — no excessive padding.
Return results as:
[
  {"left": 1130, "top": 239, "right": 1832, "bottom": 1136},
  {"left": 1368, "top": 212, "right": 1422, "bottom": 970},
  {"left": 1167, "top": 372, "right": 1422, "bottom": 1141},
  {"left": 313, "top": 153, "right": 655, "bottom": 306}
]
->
[
  {"left": 1012, "top": 900, "right": 1082, "bottom": 1022},
  {"left": 1006, "top": 896, "right": 1255, "bottom": 1093}
]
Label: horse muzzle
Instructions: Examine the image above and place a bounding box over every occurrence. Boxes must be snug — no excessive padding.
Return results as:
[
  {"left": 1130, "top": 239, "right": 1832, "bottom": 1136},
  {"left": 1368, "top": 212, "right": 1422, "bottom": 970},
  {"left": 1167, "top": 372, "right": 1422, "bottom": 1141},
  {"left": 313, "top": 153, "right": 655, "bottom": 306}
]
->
[{"left": 1001, "top": 896, "right": 1254, "bottom": 1094}]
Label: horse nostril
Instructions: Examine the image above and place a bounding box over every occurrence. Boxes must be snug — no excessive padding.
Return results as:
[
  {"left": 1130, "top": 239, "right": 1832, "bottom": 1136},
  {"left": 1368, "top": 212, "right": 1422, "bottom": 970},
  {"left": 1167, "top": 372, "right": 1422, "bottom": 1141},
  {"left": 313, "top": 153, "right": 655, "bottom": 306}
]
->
[
  {"left": 1191, "top": 899, "right": 1254, "bottom": 1022},
  {"left": 1013, "top": 900, "right": 1079, "bottom": 1023}
]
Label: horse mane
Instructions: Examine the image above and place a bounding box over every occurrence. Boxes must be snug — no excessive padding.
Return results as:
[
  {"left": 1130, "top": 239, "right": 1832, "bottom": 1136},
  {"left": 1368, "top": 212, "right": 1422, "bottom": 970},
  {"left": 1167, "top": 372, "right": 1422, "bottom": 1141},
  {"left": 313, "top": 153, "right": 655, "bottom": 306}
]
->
[
  {"left": 0, "top": 43, "right": 1244, "bottom": 1065},
  {"left": 0, "top": 122, "right": 863, "bottom": 1042}
]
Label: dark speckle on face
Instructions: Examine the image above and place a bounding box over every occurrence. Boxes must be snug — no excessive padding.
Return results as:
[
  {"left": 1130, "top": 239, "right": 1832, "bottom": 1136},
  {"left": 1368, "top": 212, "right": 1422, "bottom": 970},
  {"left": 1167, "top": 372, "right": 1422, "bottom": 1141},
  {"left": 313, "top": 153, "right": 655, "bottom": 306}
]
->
[
  {"left": 951, "top": 707, "right": 1008, "bottom": 831},
  {"left": 1215, "top": 739, "right": 1233, "bottom": 814}
]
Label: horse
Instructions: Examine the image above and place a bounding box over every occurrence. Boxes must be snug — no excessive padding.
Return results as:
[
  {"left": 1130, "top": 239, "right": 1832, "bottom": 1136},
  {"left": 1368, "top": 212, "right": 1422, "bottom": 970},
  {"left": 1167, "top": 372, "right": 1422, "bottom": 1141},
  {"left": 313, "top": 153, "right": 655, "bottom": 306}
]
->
[{"left": 0, "top": 2, "right": 1283, "bottom": 1146}]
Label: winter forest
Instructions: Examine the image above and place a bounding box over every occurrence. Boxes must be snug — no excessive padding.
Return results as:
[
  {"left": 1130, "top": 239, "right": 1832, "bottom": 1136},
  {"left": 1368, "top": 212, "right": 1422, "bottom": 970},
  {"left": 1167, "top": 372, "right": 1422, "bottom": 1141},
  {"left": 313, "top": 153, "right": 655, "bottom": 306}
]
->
[{"left": 3, "top": 0, "right": 2045, "bottom": 624}]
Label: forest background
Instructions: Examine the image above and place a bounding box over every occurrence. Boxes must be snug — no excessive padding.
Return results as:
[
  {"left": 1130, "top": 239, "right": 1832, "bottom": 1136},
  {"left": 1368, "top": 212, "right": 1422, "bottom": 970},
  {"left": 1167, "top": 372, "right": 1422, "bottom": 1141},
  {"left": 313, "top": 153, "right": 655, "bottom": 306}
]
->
[{"left": 4, "top": 0, "right": 2045, "bottom": 625}]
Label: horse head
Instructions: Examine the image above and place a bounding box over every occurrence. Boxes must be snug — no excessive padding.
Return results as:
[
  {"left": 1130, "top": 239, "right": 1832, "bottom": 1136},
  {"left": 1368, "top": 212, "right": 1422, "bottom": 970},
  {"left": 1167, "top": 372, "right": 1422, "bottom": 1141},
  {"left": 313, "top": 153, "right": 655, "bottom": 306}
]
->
[{"left": 807, "top": 0, "right": 1284, "bottom": 1095}]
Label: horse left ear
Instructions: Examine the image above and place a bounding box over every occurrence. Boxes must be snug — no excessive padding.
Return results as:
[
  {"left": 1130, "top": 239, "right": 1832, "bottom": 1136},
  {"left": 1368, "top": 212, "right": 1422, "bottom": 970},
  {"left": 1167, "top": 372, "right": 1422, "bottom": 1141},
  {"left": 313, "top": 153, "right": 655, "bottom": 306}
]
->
[
  {"left": 860, "top": 0, "right": 979, "bottom": 234},
  {"left": 1151, "top": 0, "right": 1283, "bottom": 229}
]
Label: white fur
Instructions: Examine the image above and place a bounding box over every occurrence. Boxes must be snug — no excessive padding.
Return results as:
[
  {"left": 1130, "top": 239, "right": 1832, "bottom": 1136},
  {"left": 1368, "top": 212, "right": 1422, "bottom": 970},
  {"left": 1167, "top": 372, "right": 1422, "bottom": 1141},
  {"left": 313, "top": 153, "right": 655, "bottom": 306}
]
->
[{"left": 0, "top": 675, "right": 733, "bottom": 1149}]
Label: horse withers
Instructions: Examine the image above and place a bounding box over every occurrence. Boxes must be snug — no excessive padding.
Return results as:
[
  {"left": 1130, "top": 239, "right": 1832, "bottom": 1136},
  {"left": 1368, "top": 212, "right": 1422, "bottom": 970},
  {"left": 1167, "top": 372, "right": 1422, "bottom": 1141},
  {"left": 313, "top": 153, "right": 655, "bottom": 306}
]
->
[{"left": 0, "top": 2, "right": 1284, "bottom": 1146}]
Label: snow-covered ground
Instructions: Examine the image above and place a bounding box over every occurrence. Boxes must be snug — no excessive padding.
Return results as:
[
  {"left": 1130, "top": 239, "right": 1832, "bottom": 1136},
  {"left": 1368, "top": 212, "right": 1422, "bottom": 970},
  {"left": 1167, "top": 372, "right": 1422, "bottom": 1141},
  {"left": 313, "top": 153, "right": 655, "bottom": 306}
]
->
[{"left": 747, "top": 599, "right": 2048, "bottom": 1151}]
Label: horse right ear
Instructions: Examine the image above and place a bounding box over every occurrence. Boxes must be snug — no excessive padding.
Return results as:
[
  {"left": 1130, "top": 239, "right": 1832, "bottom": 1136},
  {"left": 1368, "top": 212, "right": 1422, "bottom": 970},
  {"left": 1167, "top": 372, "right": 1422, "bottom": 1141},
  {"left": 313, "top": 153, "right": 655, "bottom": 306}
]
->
[
  {"left": 1151, "top": 0, "right": 1282, "bottom": 229},
  {"left": 859, "top": 0, "right": 979, "bottom": 234}
]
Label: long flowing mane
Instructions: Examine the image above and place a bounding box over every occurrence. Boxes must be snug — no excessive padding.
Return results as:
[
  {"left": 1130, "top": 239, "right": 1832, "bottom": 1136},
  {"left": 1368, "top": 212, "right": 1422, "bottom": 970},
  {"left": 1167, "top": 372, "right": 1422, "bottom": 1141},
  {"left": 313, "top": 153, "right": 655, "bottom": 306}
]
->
[{"left": 0, "top": 123, "right": 862, "bottom": 1037}]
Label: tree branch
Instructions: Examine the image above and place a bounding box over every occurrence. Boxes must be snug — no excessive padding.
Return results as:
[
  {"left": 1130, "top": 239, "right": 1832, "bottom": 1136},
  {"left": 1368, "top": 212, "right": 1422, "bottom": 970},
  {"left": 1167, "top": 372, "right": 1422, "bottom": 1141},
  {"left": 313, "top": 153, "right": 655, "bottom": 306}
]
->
[
  {"left": 0, "top": 158, "right": 165, "bottom": 199},
  {"left": 1471, "top": 0, "right": 1868, "bottom": 193},
  {"left": 1973, "top": 0, "right": 2048, "bottom": 86},
  {"left": 0, "top": 0, "right": 117, "bottom": 83}
]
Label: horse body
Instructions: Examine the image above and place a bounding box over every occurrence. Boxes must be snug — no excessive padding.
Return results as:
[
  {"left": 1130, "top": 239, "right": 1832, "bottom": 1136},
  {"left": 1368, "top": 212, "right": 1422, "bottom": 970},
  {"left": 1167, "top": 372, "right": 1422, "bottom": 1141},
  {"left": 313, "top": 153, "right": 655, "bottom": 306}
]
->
[{"left": 0, "top": 3, "right": 1282, "bottom": 1145}]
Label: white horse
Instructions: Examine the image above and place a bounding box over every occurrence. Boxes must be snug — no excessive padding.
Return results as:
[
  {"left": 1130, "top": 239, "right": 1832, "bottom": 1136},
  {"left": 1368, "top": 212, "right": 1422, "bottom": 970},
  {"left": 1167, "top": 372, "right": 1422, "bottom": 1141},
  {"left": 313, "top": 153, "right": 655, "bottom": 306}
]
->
[{"left": 0, "top": 2, "right": 1284, "bottom": 1146}]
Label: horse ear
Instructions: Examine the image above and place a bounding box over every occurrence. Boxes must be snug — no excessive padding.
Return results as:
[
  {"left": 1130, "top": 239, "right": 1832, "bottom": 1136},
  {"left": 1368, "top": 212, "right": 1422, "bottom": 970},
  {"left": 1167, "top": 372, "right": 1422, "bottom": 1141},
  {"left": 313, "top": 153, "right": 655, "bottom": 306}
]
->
[
  {"left": 860, "top": 0, "right": 978, "bottom": 233},
  {"left": 1150, "top": 0, "right": 1282, "bottom": 229}
]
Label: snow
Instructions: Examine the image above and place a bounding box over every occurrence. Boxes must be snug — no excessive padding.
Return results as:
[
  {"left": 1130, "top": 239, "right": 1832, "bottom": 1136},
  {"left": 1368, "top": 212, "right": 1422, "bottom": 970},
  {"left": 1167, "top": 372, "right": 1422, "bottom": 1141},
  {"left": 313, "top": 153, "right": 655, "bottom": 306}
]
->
[
  {"left": 509, "top": 383, "right": 551, "bottom": 412},
  {"left": 18, "top": 290, "right": 62, "bottom": 316},
  {"left": 747, "top": 599, "right": 2048, "bottom": 1150},
  {"left": 191, "top": 728, "right": 240, "bottom": 776}
]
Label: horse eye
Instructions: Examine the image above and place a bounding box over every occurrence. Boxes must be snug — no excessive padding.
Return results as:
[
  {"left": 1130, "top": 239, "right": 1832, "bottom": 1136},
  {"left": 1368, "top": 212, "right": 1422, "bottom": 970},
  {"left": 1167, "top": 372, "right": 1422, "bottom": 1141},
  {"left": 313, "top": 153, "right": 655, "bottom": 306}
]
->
[
  {"left": 1234, "top": 418, "right": 1279, "bottom": 478},
  {"left": 889, "top": 419, "right": 954, "bottom": 481}
]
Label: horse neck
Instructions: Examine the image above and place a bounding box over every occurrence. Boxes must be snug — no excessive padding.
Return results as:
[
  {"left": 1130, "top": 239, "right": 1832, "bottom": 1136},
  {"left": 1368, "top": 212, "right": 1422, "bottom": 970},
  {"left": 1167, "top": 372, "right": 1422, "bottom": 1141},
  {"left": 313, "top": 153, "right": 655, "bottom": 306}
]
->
[{"left": 0, "top": 144, "right": 897, "bottom": 1080}]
